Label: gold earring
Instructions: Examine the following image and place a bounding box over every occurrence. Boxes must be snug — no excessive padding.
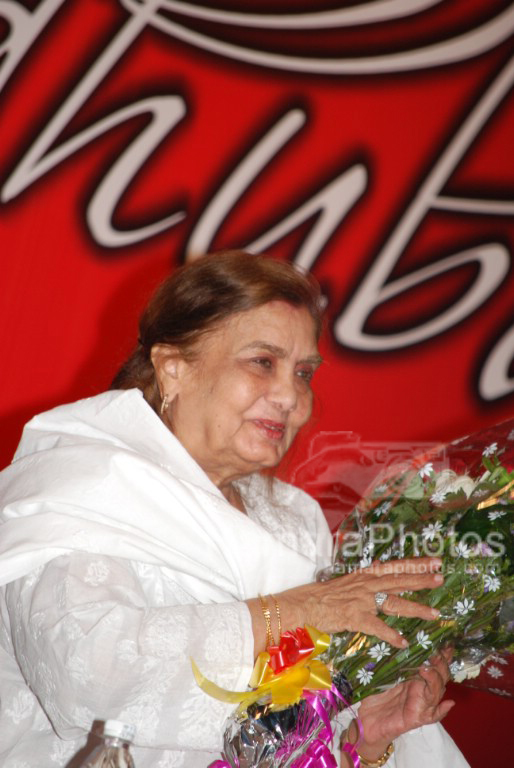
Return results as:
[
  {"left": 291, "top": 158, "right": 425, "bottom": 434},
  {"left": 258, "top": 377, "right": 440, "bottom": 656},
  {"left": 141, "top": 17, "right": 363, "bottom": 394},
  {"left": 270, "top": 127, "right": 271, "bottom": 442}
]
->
[{"left": 160, "top": 394, "right": 169, "bottom": 415}]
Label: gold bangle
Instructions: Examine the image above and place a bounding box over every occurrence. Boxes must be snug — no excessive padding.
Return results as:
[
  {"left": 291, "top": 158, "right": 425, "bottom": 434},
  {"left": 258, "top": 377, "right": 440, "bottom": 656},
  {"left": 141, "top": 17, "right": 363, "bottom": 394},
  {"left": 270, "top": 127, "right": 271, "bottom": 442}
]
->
[
  {"left": 270, "top": 594, "right": 282, "bottom": 639},
  {"left": 258, "top": 594, "right": 275, "bottom": 648},
  {"left": 357, "top": 742, "right": 394, "bottom": 767}
]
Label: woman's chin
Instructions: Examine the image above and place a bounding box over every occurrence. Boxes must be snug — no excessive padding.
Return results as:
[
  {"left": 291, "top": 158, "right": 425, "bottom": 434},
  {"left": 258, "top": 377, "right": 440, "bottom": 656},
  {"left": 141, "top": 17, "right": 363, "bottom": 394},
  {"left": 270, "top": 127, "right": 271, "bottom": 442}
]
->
[{"left": 237, "top": 442, "right": 284, "bottom": 471}]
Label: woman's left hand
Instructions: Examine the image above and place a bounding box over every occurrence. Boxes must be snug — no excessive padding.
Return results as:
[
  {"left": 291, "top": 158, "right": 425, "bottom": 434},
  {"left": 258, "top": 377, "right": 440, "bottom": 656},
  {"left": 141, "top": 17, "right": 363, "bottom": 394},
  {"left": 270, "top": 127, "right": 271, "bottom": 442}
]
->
[{"left": 349, "top": 648, "right": 455, "bottom": 758}]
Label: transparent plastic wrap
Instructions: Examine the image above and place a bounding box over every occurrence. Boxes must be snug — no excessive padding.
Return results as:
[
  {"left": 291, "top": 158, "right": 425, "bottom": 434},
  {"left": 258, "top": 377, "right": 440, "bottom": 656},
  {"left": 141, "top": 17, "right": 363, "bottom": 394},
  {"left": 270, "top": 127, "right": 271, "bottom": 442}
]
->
[{"left": 325, "top": 419, "right": 514, "bottom": 700}]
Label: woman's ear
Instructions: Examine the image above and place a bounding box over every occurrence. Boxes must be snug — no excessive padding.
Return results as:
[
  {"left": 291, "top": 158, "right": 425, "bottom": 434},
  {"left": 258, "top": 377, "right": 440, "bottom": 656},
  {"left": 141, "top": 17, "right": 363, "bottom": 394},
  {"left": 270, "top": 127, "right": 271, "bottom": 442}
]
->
[{"left": 150, "top": 344, "right": 182, "bottom": 401}]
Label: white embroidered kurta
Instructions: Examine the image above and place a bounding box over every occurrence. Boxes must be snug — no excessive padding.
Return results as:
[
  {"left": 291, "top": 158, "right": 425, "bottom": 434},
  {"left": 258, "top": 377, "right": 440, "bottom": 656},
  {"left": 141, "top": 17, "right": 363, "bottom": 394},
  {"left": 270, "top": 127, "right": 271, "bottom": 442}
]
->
[{"left": 0, "top": 389, "right": 469, "bottom": 767}]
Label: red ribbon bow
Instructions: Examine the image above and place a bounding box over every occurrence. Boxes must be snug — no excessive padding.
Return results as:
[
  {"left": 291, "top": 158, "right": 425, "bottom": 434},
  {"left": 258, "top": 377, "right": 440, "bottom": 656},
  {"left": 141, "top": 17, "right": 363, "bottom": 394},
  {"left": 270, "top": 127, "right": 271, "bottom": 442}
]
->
[{"left": 267, "top": 627, "right": 315, "bottom": 674}]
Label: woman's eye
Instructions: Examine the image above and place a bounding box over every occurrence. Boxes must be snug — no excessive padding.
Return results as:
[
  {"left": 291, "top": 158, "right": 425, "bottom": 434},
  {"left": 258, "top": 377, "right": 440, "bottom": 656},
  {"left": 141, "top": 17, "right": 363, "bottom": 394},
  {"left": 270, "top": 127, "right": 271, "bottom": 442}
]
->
[
  {"left": 252, "top": 357, "right": 273, "bottom": 369},
  {"left": 296, "top": 367, "right": 314, "bottom": 383}
]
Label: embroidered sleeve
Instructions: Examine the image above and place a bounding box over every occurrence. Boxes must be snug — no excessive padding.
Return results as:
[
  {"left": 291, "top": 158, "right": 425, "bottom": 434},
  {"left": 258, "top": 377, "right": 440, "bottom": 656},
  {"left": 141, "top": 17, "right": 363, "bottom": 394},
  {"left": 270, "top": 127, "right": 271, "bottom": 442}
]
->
[{"left": 5, "top": 552, "right": 254, "bottom": 752}]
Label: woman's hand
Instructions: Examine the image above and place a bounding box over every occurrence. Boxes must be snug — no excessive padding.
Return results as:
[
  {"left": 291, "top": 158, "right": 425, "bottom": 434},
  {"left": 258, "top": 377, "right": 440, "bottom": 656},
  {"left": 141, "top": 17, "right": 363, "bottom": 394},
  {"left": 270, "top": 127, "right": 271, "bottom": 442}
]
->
[
  {"left": 274, "top": 557, "right": 444, "bottom": 650},
  {"left": 344, "top": 648, "right": 454, "bottom": 762}
]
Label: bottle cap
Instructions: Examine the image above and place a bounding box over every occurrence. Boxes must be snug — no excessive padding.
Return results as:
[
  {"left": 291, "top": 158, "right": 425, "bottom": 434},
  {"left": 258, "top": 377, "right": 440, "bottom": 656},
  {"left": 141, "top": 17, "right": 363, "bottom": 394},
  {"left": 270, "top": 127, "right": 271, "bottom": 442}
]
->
[{"left": 103, "top": 720, "right": 136, "bottom": 741}]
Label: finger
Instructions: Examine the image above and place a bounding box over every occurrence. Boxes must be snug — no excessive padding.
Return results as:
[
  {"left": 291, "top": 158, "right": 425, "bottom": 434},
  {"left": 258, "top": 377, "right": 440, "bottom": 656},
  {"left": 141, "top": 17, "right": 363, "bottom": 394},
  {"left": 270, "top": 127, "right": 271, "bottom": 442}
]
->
[
  {"left": 382, "top": 594, "right": 440, "bottom": 621},
  {"left": 363, "top": 557, "right": 442, "bottom": 576},
  {"left": 427, "top": 652, "right": 451, "bottom": 684},
  {"left": 357, "top": 616, "right": 410, "bottom": 649},
  {"left": 433, "top": 699, "right": 455, "bottom": 722},
  {"left": 427, "top": 699, "right": 455, "bottom": 725},
  {"left": 371, "top": 570, "right": 444, "bottom": 593},
  {"left": 439, "top": 646, "right": 454, "bottom": 662},
  {"left": 418, "top": 661, "right": 447, "bottom": 701}
]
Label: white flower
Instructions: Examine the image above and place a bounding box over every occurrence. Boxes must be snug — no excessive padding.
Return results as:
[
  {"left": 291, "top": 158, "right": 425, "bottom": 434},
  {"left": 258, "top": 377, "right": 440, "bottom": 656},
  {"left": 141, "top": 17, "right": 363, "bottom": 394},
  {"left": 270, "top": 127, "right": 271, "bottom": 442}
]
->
[
  {"left": 454, "top": 598, "right": 475, "bottom": 616},
  {"left": 359, "top": 555, "right": 373, "bottom": 568},
  {"left": 430, "top": 489, "right": 447, "bottom": 504},
  {"left": 490, "top": 654, "right": 508, "bottom": 665},
  {"left": 434, "top": 469, "right": 475, "bottom": 498},
  {"left": 483, "top": 442, "right": 498, "bottom": 457},
  {"left": 487, "top": 665, "right": 503, "bottom": 679},
  {"left": 422, "top": 522, "right": 443, "bottom": 541},
  {"left": 356, "top": 668, "right": 374, "bottom": 685},
  {"left": 373, "top": 484, "right": 388, "bottom": 495},
  {"left": 454, "top": 541, "right": 471, "bottom": 558},
  {"left": 418, "top": 462, "right": 434, "bottom": 479},
  {"left": 484, "top": 574, "right": 501, "bottom": 592},
  {"left": 416, "top": 631, "right": 432, "bottom": 650},
  {"left": 369, "top": 642, "right": 391, "bottom": 662},
  {"left": 487, "top": 510, "right": 507, "bottom": 521},
  {"left": 379, "top": 548, "right": 392, "bottom": 562},
  {"left": 374, "top": 501, "right": 392, "bottom": 518},
  {"left": 452, "top": 663, "right": 482, "bottom": 683}
]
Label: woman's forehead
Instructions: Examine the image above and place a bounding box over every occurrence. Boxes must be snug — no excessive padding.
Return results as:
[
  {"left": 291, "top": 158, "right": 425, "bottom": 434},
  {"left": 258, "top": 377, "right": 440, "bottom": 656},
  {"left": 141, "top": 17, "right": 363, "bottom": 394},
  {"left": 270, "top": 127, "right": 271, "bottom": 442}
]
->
[{"left": 225, "top": 302, "right": 317, "bottom": 345}]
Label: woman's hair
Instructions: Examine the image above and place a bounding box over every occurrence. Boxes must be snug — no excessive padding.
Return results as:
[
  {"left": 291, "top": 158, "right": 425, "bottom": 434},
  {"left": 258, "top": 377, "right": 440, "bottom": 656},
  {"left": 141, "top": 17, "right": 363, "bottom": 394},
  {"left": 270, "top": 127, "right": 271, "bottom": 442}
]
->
[{"left": 111, "top": 250, "right": 324, "bottom": 411}]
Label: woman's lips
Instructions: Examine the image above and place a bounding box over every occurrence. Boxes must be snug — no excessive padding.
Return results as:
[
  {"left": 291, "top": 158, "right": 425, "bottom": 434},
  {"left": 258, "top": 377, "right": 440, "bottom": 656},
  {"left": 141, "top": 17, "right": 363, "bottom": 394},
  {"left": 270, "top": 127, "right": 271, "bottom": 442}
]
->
[{"left": 253, "top": 419, "right": 286, "bottom": 441}]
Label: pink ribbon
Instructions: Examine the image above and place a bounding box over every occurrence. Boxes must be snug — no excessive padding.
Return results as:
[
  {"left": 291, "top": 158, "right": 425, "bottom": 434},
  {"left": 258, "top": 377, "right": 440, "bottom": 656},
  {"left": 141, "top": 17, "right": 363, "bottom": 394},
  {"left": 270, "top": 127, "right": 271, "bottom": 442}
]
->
[
  {"left": 342, "top": 740, "right": 361, "bottom": 768},
  {"left": 292, "top": 738, "right": 338, "bottom": 767}
]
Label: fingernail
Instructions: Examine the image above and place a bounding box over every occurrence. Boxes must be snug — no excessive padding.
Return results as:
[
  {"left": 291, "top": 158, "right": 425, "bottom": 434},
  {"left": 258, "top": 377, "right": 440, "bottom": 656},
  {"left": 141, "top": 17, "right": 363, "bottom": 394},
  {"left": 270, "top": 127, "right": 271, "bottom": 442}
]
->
[
  {"left": 431, "top": 608, "right": 440, "bottom": 617},
  {"left": 401, "top": 638, "right": 409, "bottom": 648}
]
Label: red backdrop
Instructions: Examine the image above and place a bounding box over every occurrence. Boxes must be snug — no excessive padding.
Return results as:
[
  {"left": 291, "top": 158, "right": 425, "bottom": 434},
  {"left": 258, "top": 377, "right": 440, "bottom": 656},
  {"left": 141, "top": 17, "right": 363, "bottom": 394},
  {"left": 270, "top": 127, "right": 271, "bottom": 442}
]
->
[{"left": 1, "top": 2, "right": 513, "bottom": 763}]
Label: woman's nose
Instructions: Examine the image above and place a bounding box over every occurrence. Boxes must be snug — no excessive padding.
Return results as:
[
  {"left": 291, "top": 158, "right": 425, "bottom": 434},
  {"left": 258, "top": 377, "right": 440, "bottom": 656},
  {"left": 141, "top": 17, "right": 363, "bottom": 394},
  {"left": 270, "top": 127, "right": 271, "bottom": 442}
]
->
[{"left": 267, "top": 370, "right": 298, "bottom": 412}]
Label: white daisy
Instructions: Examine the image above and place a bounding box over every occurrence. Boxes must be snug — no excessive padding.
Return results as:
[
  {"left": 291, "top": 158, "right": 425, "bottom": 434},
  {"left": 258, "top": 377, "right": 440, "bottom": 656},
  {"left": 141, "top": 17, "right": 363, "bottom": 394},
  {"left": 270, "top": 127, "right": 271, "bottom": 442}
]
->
[
  {"left": 374, "top": 501, "right": 392, "bottom": 518},
  {"left": 373, "top": 484, "right": 388, "bottom": 496},
  {"left": 430, "top": 489, "right": 447, "bottom": 504},
  {"left": 484, "top": 574, "right": 501, "bottom": 592},
  {"left": 490, "top": 654, "right": 508, "bottom": 665},
  {"left": 418, "top": 462, "right": 434, "bottom": 479},
  {"left": 487, "top": 665, "right": 503, "bottom": 679},
  {"left": 454, "top": 598, "right": 475, "bottom": 616},
  {"left": 487, "top": 510, "right": 507, "bottom": 521},
  {"left": 416, "top": 631, "right": 432, "bottom": 650},
  {"left": 482, "top": 442, "right": 498, "bottom": 457},
  {"left": 369, "top": 642, "right": 391, "bottom": 662},
  {"left": 422, "top": 522, "right": 444, "bottom": 541},
  {"left": 356, "top": 668, "right": 374, "bottom": 685},
  {"left": 454, "top": 541, "right": 471, "bottom": 558}
]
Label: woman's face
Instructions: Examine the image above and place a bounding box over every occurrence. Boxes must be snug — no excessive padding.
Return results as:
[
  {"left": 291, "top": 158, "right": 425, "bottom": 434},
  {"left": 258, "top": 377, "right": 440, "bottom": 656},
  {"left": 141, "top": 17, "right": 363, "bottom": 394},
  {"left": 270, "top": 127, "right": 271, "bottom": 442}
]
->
[{"left": 155, "top": 301, "right": 321, "bottom": 490}]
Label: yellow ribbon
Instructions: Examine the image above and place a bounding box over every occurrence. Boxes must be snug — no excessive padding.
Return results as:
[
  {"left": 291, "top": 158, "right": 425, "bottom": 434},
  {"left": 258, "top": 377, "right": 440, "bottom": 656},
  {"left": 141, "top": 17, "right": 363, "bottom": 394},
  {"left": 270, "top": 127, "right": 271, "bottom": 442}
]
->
[
  {"left": 191, "top": 625, "right": 332, "bottom": 712},
  {"left": 477, "top": 477, "right": 514, "bottom": 510}
]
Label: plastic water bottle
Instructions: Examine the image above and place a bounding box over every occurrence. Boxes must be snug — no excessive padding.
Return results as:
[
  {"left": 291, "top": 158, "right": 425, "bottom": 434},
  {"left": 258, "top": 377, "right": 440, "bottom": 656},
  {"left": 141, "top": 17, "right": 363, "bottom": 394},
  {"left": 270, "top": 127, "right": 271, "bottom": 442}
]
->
[{"left": 79, "top": 720, "right": 136, "bottom": 767}]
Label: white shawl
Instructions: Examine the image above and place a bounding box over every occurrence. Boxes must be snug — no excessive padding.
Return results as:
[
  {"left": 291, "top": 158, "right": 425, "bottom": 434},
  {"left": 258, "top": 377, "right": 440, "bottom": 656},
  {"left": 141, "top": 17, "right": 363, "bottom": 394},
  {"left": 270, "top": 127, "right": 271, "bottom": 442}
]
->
[{"left": 0, "top": 388, "right": 330, "bottom": 595}]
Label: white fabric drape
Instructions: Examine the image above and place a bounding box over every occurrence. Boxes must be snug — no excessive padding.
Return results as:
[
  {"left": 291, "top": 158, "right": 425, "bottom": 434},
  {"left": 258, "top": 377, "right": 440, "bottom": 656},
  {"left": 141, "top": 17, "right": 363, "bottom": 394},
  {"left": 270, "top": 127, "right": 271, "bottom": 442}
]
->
[{"left": 0, "top": 389, "right": 469, "bottom": 767}]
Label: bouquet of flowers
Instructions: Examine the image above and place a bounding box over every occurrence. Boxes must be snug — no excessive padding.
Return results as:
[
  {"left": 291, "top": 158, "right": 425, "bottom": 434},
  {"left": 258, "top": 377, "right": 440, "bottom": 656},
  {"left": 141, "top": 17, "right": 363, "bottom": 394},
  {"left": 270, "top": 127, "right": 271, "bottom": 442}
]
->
[
  {"left": 327, "top": 418, "right": 514, "bottom": 701},
  {"left": 196, "top": 419, "right": 514, "bottom": 767}
]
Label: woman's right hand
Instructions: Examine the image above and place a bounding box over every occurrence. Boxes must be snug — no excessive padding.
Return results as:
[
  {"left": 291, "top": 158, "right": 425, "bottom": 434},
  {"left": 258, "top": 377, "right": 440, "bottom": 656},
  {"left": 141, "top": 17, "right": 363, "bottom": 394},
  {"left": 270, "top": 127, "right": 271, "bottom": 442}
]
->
[{"left": 271, "top": 557, "right": 443, "bottom": 650}]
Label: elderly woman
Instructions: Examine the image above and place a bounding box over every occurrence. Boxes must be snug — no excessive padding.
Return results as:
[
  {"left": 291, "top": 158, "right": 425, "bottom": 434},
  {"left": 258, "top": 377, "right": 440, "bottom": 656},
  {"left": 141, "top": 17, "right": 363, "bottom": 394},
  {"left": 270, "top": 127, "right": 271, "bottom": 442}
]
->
[{"left": 0, "top": 252, "right": 468, "bottom": 768}]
